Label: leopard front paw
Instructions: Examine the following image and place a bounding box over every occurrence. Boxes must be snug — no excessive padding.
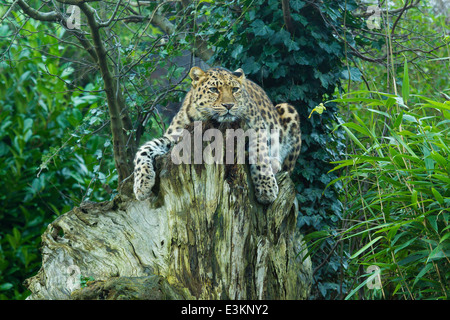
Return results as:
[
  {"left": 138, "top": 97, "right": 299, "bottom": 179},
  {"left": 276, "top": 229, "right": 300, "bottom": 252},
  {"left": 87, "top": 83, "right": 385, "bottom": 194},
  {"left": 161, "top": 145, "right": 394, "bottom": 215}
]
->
[
  {"left": 133, "top": 166, "right": 156, "bottom": 201},
  {"left": 134, "top": 183, "right": 153, "bottom": 201},
  {"left": 255, "top": 181, "right": 279, "bottom": 204}
]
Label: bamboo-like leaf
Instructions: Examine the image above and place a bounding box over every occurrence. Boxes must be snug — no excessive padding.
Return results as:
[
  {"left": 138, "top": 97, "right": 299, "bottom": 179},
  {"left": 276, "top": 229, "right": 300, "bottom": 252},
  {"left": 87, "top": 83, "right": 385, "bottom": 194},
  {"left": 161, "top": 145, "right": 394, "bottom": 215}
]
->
[
  {"left": 431, "top": 188, "right": 444, "bottom": 205},
  {"left": 344, "top": 268, "right": 381, "bottom": 300},
  {"left": 413, "top": 263, "right": 434, "bottom": 287},
  {"left": 324, "top": 175, "right": 351, "bottom": 190},
  {"left": 393, "top": 110, "right": 404, "bottom": 129},
  {"left": 328, "top": 97, "right": 385, "bottom": 105},
  {"left": 394, "top": 237, "right": 418, "bottom": 254},
  {"left": 350, "top": 236, "right": 383, "bottom": 259},
  {"left": 411, "top": 189, "right": 418, "bottom": 210},
  {"left": 343, "top": 122, "right": 372, "bottom": 137},
  {"left": 426, "top": 215, "right": 439, "bottom": 233},
  {"left": 398, "top": 251, "right": 428, "bottom": 265},
  {"left": 391, "top": 131, "right": 418, "bottom": 157},
  {"left": 420, "top": 97, "right": 450, "bottom": 111},
  {"left": 429, "top": 151, "right": 448, "bottom": 169},
  {"left": 340, "top": 124, "right": 367, "bottom": 151},
  {"left": 440, "top": 232, "right": 450, "bottom": 243},
  {"left": 367, "top": 108, "right": 391, "bottom": 118},
  {"left": 402, "top": 58, "right": 410, "bottom": 104},
  {"left": 433, "top": 174, "right": 450, "bottom": 184},
  {"left": 303, "top": 230, "right": 330, "bottom": 242}
]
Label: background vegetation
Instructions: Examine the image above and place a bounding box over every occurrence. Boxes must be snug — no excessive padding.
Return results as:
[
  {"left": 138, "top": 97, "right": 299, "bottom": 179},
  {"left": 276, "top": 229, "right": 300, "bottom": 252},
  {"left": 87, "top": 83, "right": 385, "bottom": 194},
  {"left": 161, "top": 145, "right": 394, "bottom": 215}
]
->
[
  {"left": 0, "top": 0, "right": 448, "bottom": 300},
  {"left": 326, "top": 1, "right": 450, "bottom": 298}
]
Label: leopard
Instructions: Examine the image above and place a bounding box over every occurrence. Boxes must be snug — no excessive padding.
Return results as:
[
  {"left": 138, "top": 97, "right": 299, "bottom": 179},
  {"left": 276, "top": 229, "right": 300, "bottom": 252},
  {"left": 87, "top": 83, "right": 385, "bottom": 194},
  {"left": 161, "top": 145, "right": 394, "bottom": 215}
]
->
[{"left": 133, "top": 66, "right": 301, "bottom": 204}]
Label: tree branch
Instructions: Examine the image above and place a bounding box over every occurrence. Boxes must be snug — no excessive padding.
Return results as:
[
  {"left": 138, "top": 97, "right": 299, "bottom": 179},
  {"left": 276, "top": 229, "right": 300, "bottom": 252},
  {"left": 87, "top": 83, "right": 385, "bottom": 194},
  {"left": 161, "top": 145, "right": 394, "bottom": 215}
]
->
[
  {"left": 120, "top": 12, "right": 214, "bottom": 62},
  {"left": 281, "top": 0, "right": 294, "bottom": 34},
  {"left": 16, "top": 0, "right": 59, "bottom": 22},
  {"left": 53, "top": 0, "right": 102, "bottom": 4},
  {"left": 79, "top": 2, "right": 133, "bottom": 182},
  {"left": 98, "top": 0, "right": 123, "bottom": 28},
  {"left": 153, "top": 14, "right": 213, "bottom": 61},
  {"left": 15, "top": 0, "right": 100, "bottom": 62},
  {"left": 354, "top": 0, "right": 421, "bottom": 17},
  {"left": 391, "top": 0, "right": 412, "bottom": 36}
]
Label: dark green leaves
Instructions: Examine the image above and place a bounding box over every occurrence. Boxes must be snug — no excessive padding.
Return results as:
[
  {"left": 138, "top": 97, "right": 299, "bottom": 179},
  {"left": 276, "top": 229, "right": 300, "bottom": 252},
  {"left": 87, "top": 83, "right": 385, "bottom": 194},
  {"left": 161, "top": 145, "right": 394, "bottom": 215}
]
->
[
  {"left": 250, "top": 19, "right": 274, "bottom": 37},
  {"left": 0, "top": 20, "right": 115, "bottom": 299},
  {"left": 290, "top": 0, "right": 306, "bottom": 11}
]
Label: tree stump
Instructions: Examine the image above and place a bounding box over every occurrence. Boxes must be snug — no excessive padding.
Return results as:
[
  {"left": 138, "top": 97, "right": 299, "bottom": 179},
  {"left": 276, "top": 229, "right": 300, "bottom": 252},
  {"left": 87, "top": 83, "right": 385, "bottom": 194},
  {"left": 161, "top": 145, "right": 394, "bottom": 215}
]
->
[{"left": 25, "top": 123, "right": 312, "bottom": 300}]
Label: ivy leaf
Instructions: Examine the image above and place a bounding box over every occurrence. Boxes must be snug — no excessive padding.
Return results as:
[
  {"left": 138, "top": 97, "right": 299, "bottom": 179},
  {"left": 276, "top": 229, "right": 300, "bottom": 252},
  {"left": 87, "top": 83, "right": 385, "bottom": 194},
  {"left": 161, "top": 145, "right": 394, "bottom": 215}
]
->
[
  {"left": 340, "top": 67, "right": 362, "bottom": 82},
  {"left": 241, "top": 56, "right": 260, "bottom": 74},
  {"left": 290, "top": 84, "right": 308, "bottom": 100},
  {"left": 231, "top": 44, "right": 244, "bottom": 59},
  {"left": 293, "top": 52, "right": 311, "bottom": 66},
  {"left": 273, "top": 65, "right": 287, "bottom": 79},
  {"left": 290, "top": 0, "right": 306, "bottom": 11},
  {"left": 250, "top": 19, "right": 274, "bottom": 37},
  {"left": 271, "top": 29, "right": 300, "bottom": 51},
  {"left": 292, "top": 13, "right": 308, "bottom": 26},
  {"left": 264, "top": 61, "right": 279, "bottom": 72}
]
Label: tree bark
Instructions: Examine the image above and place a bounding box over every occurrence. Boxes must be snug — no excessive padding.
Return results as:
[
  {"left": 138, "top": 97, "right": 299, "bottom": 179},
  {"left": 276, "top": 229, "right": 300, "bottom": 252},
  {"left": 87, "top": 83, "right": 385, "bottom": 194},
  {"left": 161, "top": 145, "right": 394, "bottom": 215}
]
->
[
  {"left": 79, "top": 2, "right": 134, "bottom": 182},
  {"left": 25, "top": 123, "right": 312, "bottom": 300},
  {"left": 281, "top": 0, "right": 294, "bottom": 35}
]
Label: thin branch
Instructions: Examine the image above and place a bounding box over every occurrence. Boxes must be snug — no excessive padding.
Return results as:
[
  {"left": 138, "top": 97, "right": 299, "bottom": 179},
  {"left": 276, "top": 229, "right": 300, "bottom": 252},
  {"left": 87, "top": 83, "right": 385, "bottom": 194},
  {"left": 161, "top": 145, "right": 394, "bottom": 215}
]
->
[
  {"left": 16, "top": 0, "right": 59, "bottom": 22},
  {"left": 135, "top": 12, "right": 214, "bottom": 62},
  {"left": 98, "top": 0, "right": 123, "bottom": 28},
  {"left": 128, "top": 0, "right": 180, "bottom": 7},
  {"left": 79, "top": 1, "right": 133, "bottom": 181},
  {"left": 119, "top": 35, "right": 165, "bottom": 77},
  {"left": 42, "top": 63, "right": 104, "bottom": 93},
  {"left": 119, "top": 12, "right": 214, "bottom": 61},
  {"left": 0, "top": 0, "right": 20, "bottom": 24},
  {"left": 53, "top": 0, "right": 102, "bottom": 4},
  {"left": 391, "top": 0, "right": 411, "bottom": 36},
  {"left": 15, "top": 0, "right": 100, "bottom": 62},
  {"left": 354, "top": 0, "right": 420, "bottom": 17}
]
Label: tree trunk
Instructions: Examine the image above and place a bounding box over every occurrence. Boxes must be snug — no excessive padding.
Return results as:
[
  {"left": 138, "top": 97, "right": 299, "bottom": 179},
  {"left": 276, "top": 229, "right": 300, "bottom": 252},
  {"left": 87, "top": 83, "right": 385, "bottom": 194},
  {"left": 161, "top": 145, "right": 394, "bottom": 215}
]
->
[{"left": 25, "top": 123, "right": 312, "bottom": 300}]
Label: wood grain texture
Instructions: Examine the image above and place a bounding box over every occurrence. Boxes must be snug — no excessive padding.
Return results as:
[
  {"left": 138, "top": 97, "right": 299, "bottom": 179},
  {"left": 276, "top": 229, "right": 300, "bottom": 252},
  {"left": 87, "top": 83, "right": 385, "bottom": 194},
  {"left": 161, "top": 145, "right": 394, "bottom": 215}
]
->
[{"left": 25, "top": 124, "right": 312, "bottom": 300}]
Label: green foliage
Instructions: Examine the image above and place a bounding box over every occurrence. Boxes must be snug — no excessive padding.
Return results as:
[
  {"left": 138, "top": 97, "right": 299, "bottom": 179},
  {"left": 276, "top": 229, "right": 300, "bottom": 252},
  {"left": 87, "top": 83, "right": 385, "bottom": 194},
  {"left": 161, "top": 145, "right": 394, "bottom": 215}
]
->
[
  {"left": 329, "top": 75, "right": 450, "bottom": 299},
  {"left": 208, "top": 0, "right": 359, "bottom": 298},
  {"left": 2, "top": 0, "right": 448, "bottom": 301},
  {"left": 80, "top": 275, "right": 95, "bottom": 288},
  {"left": 0, "top": 18, "right": 115, "bottom": 300},
  {"left": 329, "top": 1, "right": 450, "bottom": 299},
  {"left": 0, "top": 2, "right": 199, "bottom": 299},
  {"left": 345, "top": 1, "right": 449, "bottom": 101}
]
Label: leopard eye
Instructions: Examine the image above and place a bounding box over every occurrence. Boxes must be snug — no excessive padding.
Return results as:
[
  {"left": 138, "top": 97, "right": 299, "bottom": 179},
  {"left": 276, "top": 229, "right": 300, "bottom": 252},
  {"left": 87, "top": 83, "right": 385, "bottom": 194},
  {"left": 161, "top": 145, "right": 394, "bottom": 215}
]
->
[
  {"left": 209, "top": 87, "right": 219, "bottom": 94},
  {"left": 232, "top": 87, "right": 240, "bottom": 93}
]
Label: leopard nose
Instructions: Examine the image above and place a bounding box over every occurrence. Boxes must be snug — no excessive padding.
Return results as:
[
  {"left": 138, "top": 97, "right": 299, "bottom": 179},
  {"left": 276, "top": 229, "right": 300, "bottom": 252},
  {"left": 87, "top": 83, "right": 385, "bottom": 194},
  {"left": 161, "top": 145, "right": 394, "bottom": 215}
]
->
[{"left": 222, "top": 103, "right": 234, "bottom": 110}]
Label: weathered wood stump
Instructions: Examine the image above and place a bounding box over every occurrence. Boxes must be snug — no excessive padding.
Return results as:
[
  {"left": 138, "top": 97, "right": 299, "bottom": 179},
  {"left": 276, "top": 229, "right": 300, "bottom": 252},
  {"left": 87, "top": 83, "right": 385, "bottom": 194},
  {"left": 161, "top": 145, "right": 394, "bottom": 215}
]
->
[{"left": 25, "top": 123, "right": 312, "bottom": 300}]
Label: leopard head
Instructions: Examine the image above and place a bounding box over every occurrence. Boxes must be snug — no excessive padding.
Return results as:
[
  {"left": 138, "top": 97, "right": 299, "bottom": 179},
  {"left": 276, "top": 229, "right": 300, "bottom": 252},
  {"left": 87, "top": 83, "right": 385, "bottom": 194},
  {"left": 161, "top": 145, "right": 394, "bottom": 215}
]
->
[{"left": 189, "top": 67, "right": 247, "bottom": 122}]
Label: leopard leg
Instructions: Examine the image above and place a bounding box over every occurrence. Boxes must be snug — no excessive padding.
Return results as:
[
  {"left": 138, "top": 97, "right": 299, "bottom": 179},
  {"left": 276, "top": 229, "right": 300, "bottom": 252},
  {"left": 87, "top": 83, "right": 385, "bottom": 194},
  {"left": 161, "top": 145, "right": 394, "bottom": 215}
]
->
[
  {"left": 251, "top": 163, "right": 279, "bottom": 204},
  {"left": 133, "top": 136, "right": 172, "bottom": 201},
  {"left": 249, "top": 127, "right": 279, "bottom": 204},
  {"left": 275, "top": 103, "right": 301, "bottom": 173}
]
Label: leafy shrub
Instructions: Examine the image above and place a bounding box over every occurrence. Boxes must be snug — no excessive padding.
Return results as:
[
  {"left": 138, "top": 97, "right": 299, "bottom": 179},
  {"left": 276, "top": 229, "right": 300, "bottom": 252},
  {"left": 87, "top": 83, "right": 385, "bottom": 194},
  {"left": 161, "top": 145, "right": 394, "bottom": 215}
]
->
[
  {"left": 0, "top": 18, "right": 114, "bottom": 300},
  {"left": 328, "top": 61, "right": 450, "bottom": 299}
]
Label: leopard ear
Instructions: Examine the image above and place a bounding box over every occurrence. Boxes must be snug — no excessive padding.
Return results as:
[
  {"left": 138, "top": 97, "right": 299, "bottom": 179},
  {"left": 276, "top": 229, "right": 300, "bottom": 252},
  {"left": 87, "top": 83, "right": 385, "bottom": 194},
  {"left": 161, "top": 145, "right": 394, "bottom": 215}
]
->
[
  {"left": 232, "top": 68, "right": 245, "bottom": 80},
  {"left": 189, "top": 67, "right": 206, "bottom": 84}
]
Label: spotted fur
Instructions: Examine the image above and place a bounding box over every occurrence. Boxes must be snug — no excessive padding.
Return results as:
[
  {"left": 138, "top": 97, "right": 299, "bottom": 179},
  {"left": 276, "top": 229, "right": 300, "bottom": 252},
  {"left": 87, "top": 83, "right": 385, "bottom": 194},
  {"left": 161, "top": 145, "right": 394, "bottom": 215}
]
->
[{"left": 134, "top": 67, "right": 301, "bottom": 204}]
